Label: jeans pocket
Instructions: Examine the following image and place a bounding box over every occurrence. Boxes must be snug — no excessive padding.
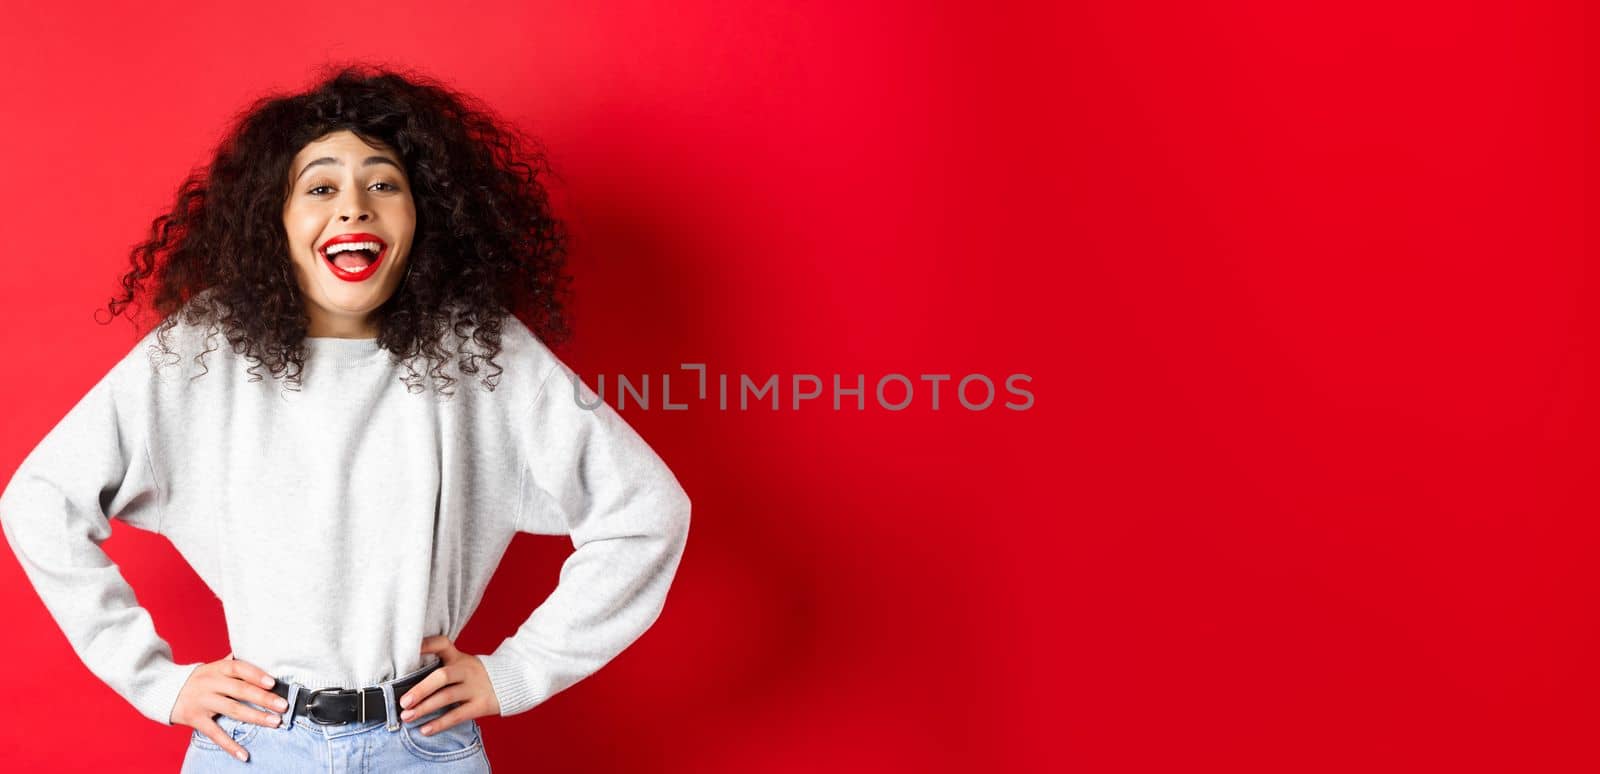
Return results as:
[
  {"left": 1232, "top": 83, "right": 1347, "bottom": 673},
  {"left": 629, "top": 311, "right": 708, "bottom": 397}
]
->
[
  {"left": 399, "top": 707, "right": 483, "bottom": 762},
  {"left": 190, "top": 712, "right": 262, "bottom": 750}
]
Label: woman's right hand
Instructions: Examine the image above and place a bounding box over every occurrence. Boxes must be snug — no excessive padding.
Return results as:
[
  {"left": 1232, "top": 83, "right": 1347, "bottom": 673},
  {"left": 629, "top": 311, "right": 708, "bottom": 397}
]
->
[{"left": 171, "top": 656, "right": 289, "bottom": 762}]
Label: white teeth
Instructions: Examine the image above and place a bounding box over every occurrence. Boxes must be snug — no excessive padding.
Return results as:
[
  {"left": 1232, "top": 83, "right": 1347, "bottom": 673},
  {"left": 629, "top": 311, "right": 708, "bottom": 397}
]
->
[{"left": 324, "top": 241, "right": 383, "bottom": 255}]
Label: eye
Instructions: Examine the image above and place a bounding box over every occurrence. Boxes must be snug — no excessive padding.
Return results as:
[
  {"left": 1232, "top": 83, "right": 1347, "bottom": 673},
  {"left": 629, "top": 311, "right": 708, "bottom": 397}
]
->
[
  {"left": 308, "top": 184, "right": 334, "bottom": 196},
  {"left": 370, "top": 181, "right": 400, "bottom": 192}
]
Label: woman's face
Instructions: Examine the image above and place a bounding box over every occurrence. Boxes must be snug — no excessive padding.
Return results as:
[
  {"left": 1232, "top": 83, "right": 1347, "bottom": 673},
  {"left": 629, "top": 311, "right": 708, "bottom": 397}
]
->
[{"left": 282, "top": 129, "right": 416, "bottom": 338}]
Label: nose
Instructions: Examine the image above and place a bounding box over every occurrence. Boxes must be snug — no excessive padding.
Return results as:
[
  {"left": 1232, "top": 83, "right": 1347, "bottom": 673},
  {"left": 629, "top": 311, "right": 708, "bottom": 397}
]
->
[{"left": 337, "top": 191, "right": 373, "bottom": 222}]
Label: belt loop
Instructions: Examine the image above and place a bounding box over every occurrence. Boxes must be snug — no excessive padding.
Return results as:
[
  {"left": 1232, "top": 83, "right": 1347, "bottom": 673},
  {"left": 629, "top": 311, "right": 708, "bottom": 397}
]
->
[
  {"left": 379, "top": 679, "right": 401, "bottom": 731},
  {"left": 281, "top": 682, "right": 302, "bottom": 731}
]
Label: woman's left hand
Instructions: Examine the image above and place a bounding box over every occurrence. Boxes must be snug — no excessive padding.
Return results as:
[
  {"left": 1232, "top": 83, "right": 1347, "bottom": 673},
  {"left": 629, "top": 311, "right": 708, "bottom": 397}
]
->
[{"left": 398, "top": 635, "right": 502, "bottom": 734}]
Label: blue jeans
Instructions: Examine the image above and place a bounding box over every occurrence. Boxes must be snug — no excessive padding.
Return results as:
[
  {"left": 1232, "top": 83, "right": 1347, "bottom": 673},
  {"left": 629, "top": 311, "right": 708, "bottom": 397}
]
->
[{"left": 179, "top": 664, "right": 491, "bottom": 772}]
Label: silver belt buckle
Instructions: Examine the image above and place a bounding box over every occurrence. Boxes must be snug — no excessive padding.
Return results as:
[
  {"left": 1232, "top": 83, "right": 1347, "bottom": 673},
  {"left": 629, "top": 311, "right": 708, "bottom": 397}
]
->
[{"left": 305, "top": 687, "right": 364, "bottom": 725}]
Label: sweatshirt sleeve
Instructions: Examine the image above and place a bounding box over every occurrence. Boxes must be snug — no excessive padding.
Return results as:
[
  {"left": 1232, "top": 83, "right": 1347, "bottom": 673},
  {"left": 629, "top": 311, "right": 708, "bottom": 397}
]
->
[
  {"left": 477, "top": 359, "right": 692, "bottom": 717},
  {"left": 0, "top": 358, "right": 204, "bottom": 727}
]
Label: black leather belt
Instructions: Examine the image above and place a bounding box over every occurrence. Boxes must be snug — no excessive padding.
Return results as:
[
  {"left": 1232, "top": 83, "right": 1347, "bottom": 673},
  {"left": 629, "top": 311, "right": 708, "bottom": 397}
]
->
[{"left": 271, "top": 662, "right": 448, "bottom": 726}]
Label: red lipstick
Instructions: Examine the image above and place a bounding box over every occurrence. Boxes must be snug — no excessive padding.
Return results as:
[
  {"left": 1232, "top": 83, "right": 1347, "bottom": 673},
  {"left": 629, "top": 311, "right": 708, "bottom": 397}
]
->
[{"left": 317, "top": 232, "right": 388, "bottom": 282}]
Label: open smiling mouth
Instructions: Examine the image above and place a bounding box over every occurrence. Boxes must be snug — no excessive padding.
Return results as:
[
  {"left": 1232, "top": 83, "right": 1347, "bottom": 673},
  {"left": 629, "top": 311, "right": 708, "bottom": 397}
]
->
[{"left": 318, "top": 233, "right": 388, "bottom": 281}]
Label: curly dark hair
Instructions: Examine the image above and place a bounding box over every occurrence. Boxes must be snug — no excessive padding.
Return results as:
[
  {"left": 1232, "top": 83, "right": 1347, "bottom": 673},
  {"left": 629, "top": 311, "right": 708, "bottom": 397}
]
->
[{"left": 100, "top": 62, "right": 573, "bottom": 395}]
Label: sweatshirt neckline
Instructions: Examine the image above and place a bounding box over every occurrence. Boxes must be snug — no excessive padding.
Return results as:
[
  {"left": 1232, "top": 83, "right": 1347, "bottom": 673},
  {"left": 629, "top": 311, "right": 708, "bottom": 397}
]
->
[{"left": 304, "top": 335, "right": 385, "bottom": 365}]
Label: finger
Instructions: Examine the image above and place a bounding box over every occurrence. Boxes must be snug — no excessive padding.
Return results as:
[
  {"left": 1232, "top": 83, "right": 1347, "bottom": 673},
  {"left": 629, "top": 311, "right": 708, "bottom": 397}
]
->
[
  {"left": 221, "top": 675, "right": 292, "bottom": 716},
  {"left": 212, "top": 697, "right": 282, "bottom": 729},
  {"left": 222, "top": 658, "right": 280, "bottom": 690},
  {"left": 402, "top": 684, "right": 467, "bottom": 721},
  {"left": 399, "top": 664, "right": 457, "bottom": 710},
  {"left": 417, "top": 703, "right": 476, "bottom": 736},
  {"left": 419, "top": 635, "right": 454, "bottom": 656},
  {"left": 198, "top": 717, "right": 253, "bottom": 763}
]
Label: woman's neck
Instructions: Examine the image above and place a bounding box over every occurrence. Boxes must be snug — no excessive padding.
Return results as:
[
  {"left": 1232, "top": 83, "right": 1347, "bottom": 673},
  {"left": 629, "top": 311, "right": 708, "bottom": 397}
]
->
[{"left": 306, "top": 314, "right": 378, "bottom": 339}]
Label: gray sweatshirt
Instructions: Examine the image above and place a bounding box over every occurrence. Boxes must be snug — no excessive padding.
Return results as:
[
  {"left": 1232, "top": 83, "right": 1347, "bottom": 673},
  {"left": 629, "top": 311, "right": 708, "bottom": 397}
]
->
[{"left": 0, "top": 309, "right": 691, "bottom": 726}]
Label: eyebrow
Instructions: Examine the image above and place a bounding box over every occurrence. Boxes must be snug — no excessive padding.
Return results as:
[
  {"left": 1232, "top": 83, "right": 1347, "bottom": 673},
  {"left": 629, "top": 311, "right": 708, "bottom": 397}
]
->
[{"left": 294, "top": 155, "right": 405, "bottom": 183}]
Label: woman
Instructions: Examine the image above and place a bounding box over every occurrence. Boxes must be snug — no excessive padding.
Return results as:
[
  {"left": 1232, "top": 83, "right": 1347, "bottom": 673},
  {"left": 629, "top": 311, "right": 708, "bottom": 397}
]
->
[{"left": 0, "top": 64, "right": 691, "bottom": 771}]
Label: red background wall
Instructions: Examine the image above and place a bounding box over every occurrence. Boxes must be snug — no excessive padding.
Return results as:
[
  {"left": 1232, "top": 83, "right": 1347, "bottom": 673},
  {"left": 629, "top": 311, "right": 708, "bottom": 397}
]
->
[{"left": 0, "top": 2, "right": 1588, "bottom": 771}]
